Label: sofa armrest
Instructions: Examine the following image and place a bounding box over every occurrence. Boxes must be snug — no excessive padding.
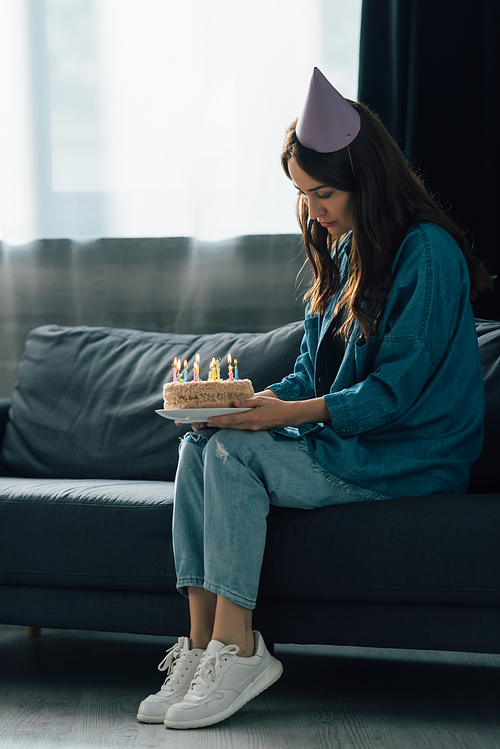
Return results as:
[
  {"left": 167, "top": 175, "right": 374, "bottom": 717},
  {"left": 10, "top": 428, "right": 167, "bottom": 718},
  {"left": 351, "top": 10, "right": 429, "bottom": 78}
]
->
[{"left": 0, "top": 398, "right": 11, "bottom": 446}]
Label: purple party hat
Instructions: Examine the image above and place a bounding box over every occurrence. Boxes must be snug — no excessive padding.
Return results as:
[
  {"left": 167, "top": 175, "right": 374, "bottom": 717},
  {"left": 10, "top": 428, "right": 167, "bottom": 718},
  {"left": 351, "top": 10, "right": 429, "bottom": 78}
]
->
[{"left": 296, "top": 67, "right": 360, "bottom": 153}]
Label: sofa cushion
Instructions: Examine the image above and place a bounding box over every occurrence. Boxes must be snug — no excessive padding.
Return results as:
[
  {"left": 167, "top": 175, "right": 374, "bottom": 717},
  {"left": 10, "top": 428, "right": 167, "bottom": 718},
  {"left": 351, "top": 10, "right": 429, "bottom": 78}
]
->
[
  {"left": 0, "top": 399, "right": 10, "bottom": 445},
  {"left": 0, "top": 477, "right": 176, "bottom": 592},
  {"left": 468, "top": 319, "right": 500, "bottom": 493},
  {"left": 261, "top": 493, "right": 500, "bottom": 606},
  {"left": 0, "top": 322, "right": 303, "bottom": 481},
  {"left": 1, "top": 477, "right": 500, "bottom": 606}
]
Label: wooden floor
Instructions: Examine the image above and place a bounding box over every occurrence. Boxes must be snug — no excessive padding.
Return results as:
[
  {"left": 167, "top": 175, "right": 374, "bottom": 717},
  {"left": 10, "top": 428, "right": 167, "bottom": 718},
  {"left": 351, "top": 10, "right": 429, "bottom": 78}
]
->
[{"left": 1, "top": 624, "right": 500, "bottom": 748}]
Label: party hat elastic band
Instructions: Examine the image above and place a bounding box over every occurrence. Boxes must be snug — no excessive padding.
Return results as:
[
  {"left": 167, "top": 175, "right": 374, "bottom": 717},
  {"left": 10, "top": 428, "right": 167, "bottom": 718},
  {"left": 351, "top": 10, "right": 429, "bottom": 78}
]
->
[{"left": 296, "top": 67, "right": 360, "bottom": 153}]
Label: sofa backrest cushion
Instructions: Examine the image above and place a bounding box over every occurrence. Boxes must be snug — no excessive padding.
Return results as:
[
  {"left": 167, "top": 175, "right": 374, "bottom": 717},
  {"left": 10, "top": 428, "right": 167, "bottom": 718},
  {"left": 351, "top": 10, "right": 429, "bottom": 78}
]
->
[
  {"left": 0, "top": 322, "right": 303, "bottom": 481},
  {"left": 1, "top": 318, "right": 498, "bottom": 489},
  {"left": 468, "top": 319, "right": 500, "bottom": 493}
]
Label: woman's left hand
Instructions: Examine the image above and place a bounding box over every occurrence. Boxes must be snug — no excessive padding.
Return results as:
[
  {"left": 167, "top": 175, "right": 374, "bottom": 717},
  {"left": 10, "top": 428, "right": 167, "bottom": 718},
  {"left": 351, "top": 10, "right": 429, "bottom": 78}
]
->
[
  {"left": 205, "top": 394, "right": 330, "bottom": 431},
  {"left": 205, "top": 395, "right": 291, "bottom": 431}
]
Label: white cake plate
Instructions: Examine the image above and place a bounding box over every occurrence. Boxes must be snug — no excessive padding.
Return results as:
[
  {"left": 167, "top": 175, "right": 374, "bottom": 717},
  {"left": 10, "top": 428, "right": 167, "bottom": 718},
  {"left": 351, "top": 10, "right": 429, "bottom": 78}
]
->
[{"left": 155, "top": 407, "right": 252, "bottom": 424}]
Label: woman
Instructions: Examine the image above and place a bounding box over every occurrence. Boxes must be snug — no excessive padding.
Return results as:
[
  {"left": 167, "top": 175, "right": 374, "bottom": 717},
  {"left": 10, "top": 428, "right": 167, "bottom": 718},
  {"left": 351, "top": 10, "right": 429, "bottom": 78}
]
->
[{"left": 137, "top": 68, "right": 492, "bottom": 730}]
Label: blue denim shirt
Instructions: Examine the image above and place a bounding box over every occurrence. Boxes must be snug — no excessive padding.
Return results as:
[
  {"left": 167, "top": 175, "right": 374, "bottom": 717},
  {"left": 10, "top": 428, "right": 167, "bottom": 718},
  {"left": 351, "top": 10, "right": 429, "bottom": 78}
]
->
[{"left": 268, "top": 223, "right": 485, "bottom": 498}]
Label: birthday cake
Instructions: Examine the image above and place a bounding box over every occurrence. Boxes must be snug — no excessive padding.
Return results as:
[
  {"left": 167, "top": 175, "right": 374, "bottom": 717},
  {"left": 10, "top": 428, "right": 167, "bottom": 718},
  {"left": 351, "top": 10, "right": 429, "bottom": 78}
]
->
[{"left": 163, "top": 379, "right": 254, "bottom": 410}]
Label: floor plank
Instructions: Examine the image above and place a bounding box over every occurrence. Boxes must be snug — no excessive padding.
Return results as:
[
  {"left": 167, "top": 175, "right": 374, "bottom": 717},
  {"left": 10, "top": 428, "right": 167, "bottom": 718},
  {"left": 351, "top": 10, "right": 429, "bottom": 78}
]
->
[{"left": 0, "top": 625, "right": 499, "bottom": 748}]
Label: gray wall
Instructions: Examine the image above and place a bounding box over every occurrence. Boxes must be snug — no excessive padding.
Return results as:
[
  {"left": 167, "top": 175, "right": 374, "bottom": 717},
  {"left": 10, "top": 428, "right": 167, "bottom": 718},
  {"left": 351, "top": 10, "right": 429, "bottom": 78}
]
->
[{"left": 0, "top": 234, "right": 309, "bottom": 397}]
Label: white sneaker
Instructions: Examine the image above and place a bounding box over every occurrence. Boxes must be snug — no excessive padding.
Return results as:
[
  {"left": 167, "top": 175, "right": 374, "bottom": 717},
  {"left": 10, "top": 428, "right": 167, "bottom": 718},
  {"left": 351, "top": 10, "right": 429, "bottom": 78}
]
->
[
  {"left": 137, "top": 637, "right": 204, "bottom": 723},
  {"left": 164, "top": 630, "right": 283, "bottom": 729}
]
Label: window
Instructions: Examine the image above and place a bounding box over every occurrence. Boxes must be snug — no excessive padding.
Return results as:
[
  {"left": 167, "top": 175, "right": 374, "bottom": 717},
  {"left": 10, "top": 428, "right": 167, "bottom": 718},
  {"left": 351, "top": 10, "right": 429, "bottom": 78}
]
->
[{"left": 0, "top": 0, "right": 362, "bottom": 244}]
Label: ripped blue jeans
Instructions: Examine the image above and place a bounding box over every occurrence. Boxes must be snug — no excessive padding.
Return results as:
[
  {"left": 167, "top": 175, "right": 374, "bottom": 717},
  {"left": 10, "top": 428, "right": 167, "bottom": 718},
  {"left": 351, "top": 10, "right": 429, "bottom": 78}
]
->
[{"left": 173, "top": 428, "right": 380, "bottom": 610}]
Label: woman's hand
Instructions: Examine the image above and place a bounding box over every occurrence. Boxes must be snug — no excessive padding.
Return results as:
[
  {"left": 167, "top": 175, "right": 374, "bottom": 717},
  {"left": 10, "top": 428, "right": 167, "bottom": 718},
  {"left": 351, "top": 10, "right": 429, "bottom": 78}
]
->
[
  {"left": 176, "top": 389, "right": 279, "bottom": 431},
  {"left": 203, "top": 393, "right": 331, "bottom": 431}
]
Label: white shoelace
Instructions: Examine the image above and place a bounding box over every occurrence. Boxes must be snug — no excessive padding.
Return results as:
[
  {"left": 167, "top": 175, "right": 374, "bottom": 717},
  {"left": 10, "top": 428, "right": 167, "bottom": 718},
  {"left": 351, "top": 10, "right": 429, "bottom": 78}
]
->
[
  {"left": 188, "top": 644, "right": 239, "bottom": 697},
  {"left": 156, "top": 641, "right": 190, "bottom": 694},
  {"left": 158, "top": 640, "right": 183, "bottom": 673}
]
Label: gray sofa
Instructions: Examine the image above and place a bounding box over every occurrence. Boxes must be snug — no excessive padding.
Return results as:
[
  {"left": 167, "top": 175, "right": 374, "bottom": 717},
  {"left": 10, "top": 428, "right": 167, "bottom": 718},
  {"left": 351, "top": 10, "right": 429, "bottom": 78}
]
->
[{"left": 0, "top": 313, "right": 499, "bottom": 655}]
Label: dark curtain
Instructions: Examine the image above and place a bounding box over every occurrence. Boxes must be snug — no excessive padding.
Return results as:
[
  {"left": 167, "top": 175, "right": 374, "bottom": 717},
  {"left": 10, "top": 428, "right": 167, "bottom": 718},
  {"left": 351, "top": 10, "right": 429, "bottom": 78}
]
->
[{"left": 358, "top": 0, "right": 500, "bottom": 320}]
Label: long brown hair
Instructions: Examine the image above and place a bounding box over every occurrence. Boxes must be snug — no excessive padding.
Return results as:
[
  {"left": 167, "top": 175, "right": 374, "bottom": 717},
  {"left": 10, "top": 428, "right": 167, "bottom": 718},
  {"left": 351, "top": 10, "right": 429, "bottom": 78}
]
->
[{"left": 281, "top": 101, "right": 493, "bottom": 340}]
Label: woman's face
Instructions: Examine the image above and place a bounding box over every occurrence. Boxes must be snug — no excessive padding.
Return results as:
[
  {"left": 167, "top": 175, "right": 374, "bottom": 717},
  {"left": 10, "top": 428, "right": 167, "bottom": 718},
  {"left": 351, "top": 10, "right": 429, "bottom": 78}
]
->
[{"left": 288, "top": 156, "right": 353, "bottom": 236}]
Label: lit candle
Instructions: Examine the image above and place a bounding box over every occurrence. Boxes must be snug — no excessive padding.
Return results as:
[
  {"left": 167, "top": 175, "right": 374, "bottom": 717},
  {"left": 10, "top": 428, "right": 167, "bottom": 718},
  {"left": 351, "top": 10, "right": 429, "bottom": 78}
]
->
[
  {"left": 209, "top": 357, "right": 216, "bottom": 381},
  {"left": 227, "top": 353, "right": 234, "bottom": 380},
  {"left": 193, "top": 353, "right": 200, "bottom": 382},
  {"left": 182, "top": 359, "right": 188, "bottom": 382},
  {"left": 172, "top": 358, "right": 178, "bottom": 382},
  {"left": 234, "top": 359, "right": 239, "bottom": 380},
  {"left": 215, "top": 358, "right": 221, "bottom": 381},
  {"left": 176, "top": 358, "right": 183, "bottom": 382}
]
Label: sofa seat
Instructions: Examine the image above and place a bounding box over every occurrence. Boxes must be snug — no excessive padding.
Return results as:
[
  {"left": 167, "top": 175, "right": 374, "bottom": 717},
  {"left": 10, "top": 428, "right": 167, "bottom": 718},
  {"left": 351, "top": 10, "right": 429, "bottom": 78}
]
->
[
  {"left": 2, "top": 475, "right": 500, "bottom": 608},
  {"left": 0, "top": 478, "right": 176, "bottom": 593},
  {"left": 262, "top": 495, "right": 500, "bottom": 606}
]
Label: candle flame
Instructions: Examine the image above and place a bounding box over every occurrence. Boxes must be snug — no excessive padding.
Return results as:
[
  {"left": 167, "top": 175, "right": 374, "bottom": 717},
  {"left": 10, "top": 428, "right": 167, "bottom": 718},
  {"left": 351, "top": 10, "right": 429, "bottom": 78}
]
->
[
  {"left": 195, "top": 353, "right": 200, "bottom": 364},
  {"left": 183, "top": 359, "right": 188, "bottom": 369},
  {"left": 227, "top": 353, "right": 232, "bottom": 364}
]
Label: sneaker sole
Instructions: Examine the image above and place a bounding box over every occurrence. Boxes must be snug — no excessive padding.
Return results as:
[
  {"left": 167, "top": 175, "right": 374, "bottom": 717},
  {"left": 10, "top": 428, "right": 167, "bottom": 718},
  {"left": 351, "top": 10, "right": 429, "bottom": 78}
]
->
[
  {"left": 164, "top": 657, "right": 283, "bottom": 730},
  {"left": 137, "top": 713, "right": 166, "bottom": 724}
]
